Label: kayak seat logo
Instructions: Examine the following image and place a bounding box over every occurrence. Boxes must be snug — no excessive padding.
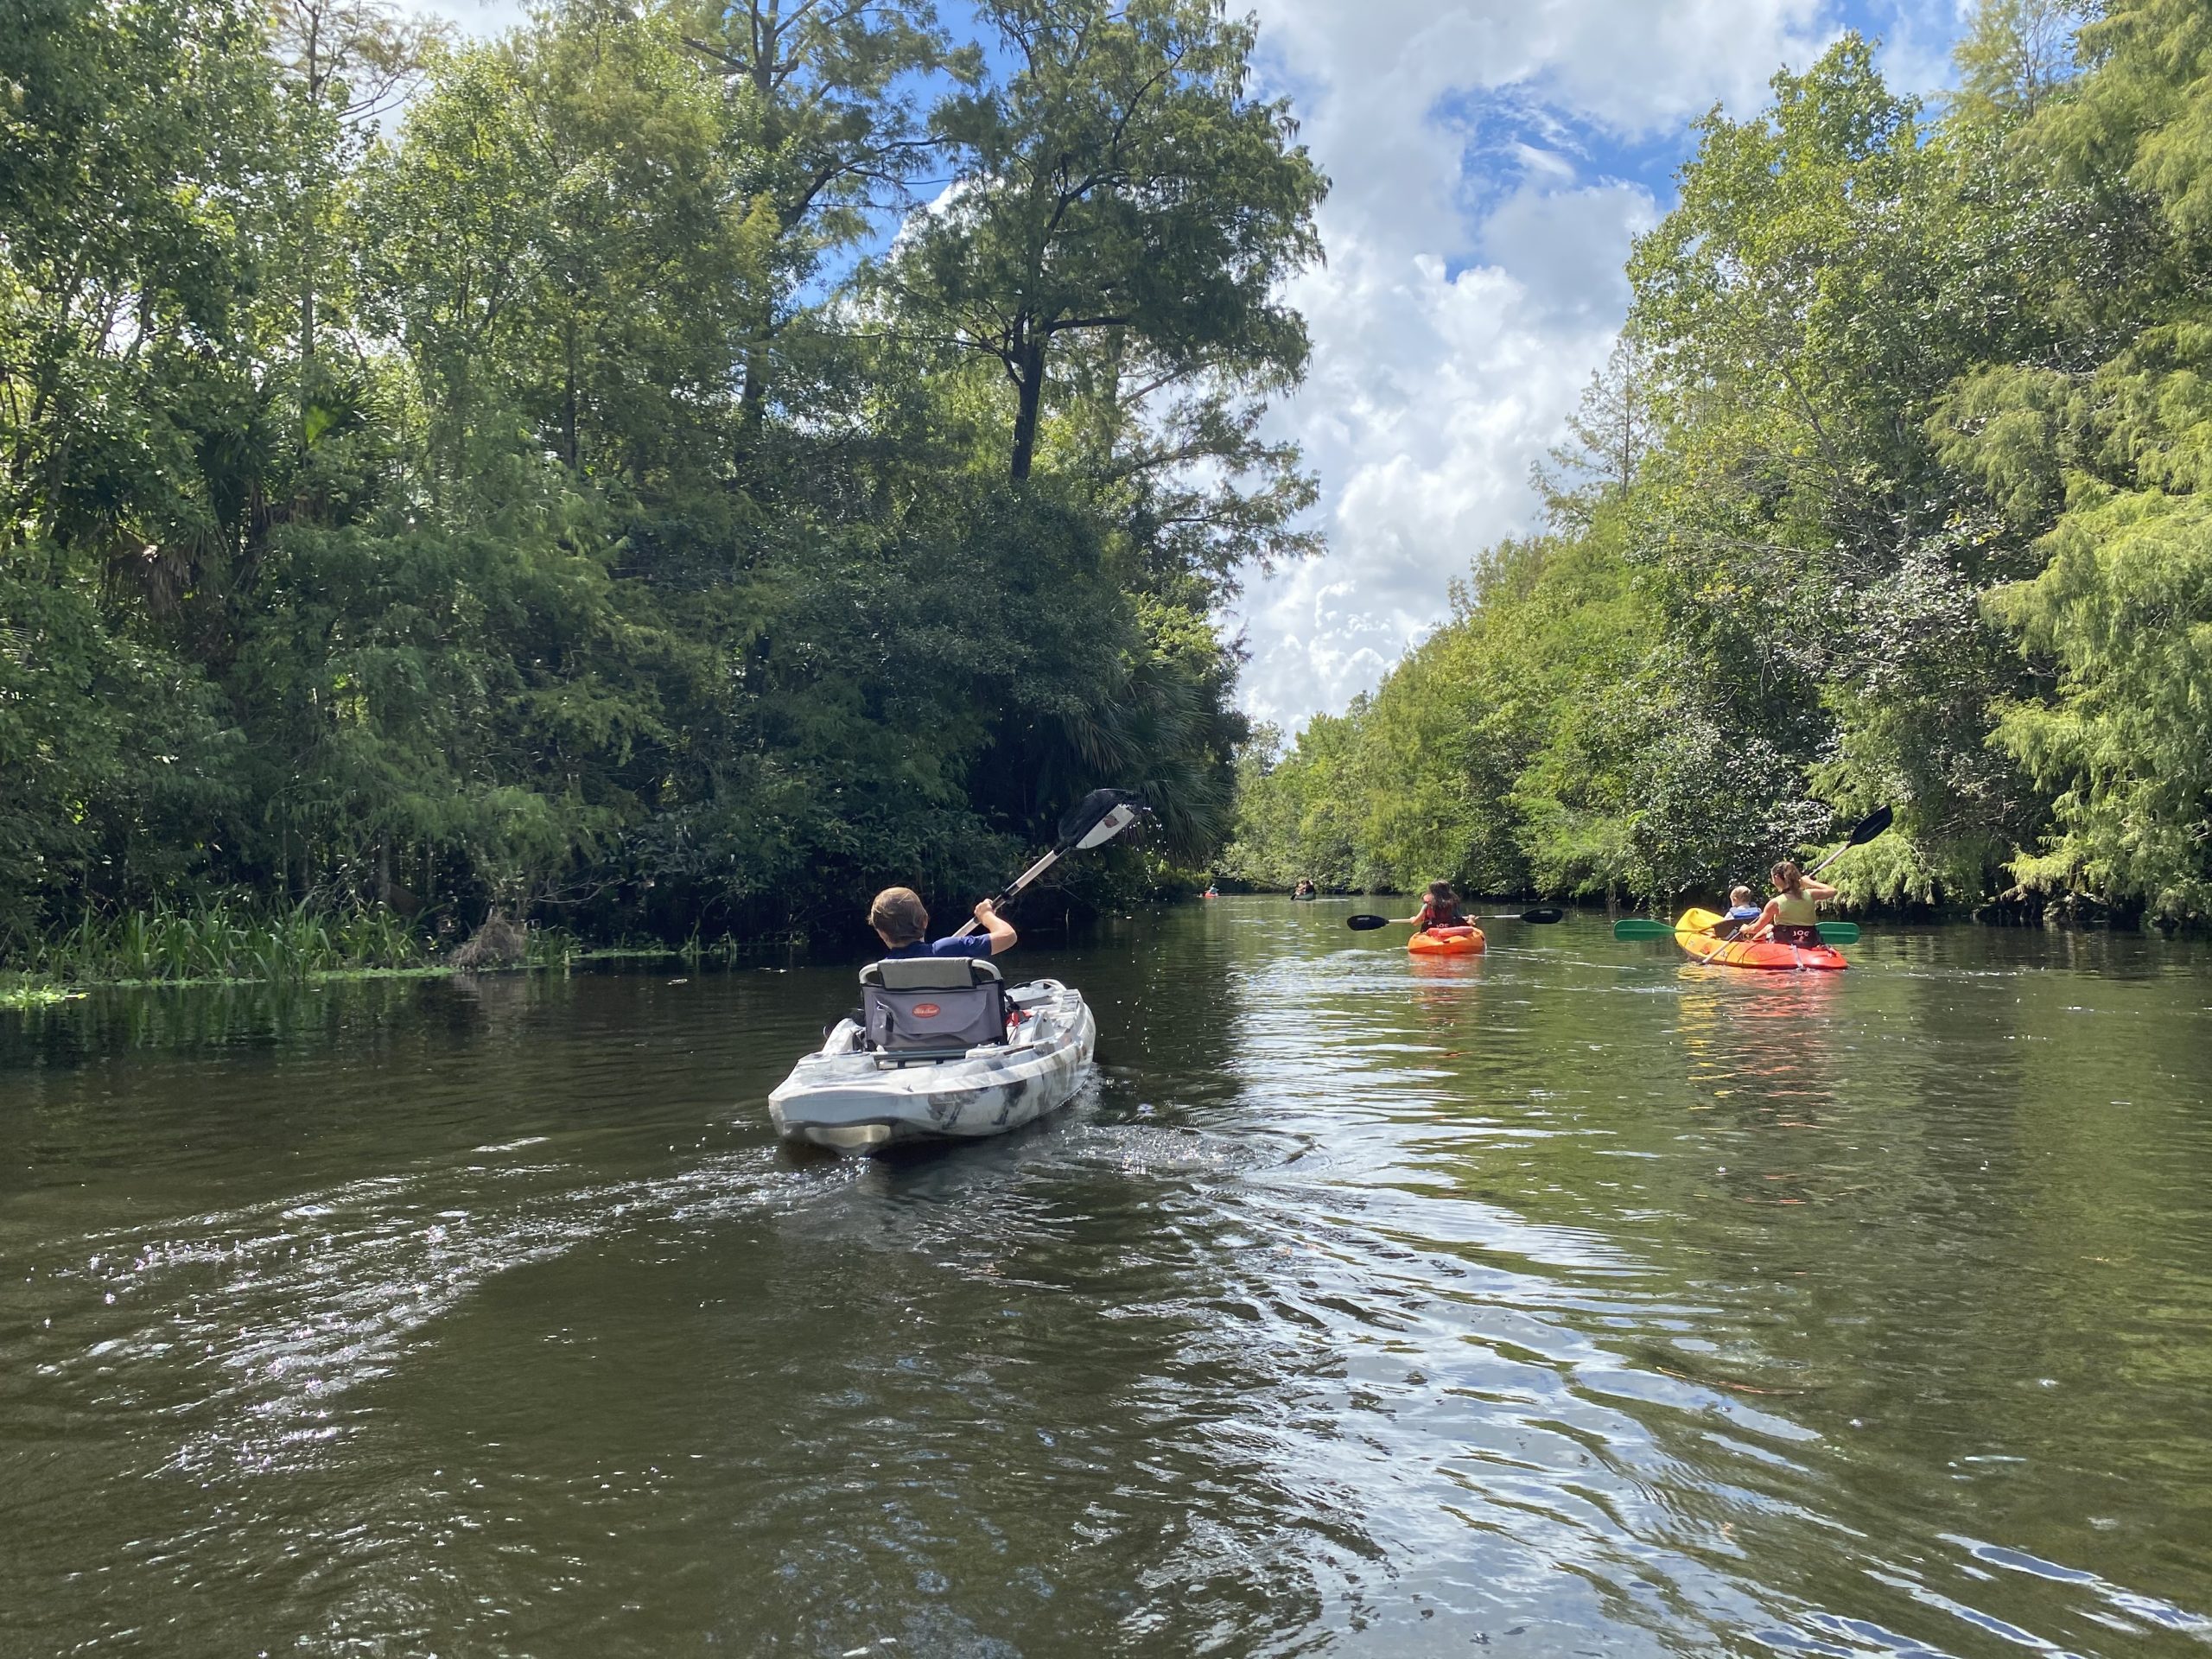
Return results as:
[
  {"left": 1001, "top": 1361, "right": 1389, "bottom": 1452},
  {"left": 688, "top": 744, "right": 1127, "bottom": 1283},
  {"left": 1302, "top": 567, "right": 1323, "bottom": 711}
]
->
[{"left": 912, "top": 1002, "right": 941, "bottom": 1018}]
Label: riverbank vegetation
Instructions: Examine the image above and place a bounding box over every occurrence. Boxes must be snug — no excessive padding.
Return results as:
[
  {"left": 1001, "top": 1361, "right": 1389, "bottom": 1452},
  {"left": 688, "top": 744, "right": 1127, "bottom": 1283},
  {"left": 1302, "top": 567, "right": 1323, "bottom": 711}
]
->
[
  {"left": 1230, "top": 0, "right": 2212, "bottom": 926},
  {"left": 1, "top": 0, "right": 1323, "bottom": 970}
]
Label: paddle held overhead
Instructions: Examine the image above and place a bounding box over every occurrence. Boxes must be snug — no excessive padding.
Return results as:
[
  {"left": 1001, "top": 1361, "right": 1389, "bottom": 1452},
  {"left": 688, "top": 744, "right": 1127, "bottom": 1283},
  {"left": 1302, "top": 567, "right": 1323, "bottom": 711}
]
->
[{"left": 952, "top": 789, "right": 1147, "bottom": 938}]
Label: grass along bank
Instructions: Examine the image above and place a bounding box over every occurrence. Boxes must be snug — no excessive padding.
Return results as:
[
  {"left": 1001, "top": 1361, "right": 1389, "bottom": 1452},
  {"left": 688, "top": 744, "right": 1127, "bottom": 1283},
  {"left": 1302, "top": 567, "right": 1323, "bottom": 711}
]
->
[
  {"left": 0, "top": 901, "right": 806, "bottom": 1002},
  {"left": 3, "top": 901, "right": 561, "bottom": 993}
]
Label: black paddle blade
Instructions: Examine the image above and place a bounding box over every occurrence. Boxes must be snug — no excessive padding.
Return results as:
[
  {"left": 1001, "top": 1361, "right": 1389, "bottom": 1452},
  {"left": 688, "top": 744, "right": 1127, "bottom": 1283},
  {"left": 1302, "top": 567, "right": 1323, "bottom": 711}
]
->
[
  {"left": 1846, "top": 804, "right": 1894, "bottom": 846},
  {"left": 1518, "top": 908, "right": 1565, "bottom": 924},
  {"left": 1346, "top": 913, "right": 1391, "bottom": 931},
  {"left": 1057, "top": 788, "right": 1141, "bottom": 847}
]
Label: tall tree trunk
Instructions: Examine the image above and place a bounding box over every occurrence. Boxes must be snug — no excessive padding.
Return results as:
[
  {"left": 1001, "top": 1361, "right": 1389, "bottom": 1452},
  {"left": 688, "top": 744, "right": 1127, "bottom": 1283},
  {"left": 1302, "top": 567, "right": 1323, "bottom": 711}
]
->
[
  {"left": 563, "top": 315, "right": 580, "bottom": 469},
  {"left": 300, "top": 13, "right": 321, "bottom": 389},
  {"left": 738, "top": 336, "right": 768, "bottom": 436},
  {"left": 1009, "top": 337, "right": 1046, "bottom": 481}
]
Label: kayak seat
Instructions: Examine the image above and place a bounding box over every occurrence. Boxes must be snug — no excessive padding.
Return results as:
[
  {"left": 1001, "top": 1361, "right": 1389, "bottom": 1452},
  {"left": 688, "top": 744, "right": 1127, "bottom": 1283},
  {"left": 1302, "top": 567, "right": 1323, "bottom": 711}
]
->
[
  {"left": 860, "top": 957, "right": 1008, "bottom": 1056},
  {"left": 862, "top": 957, "right": 1004, "bottom": 988}
]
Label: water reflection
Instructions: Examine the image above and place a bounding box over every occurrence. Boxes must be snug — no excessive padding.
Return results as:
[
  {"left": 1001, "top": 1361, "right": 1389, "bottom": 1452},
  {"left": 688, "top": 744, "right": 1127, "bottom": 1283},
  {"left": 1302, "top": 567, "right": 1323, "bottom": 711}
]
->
[{"left": 2, "top": 907, "right": 2209, "bottom": 1656}]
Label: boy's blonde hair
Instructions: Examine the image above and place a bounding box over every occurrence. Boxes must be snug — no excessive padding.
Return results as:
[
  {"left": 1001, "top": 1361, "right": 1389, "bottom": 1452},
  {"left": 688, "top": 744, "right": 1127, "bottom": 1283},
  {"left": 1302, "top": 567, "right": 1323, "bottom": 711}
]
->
[
  {"left": 868, "top": 887, "right": 929, "bottom": 944},
  {"left": 1730, "top": 885, "right": 1754, "bottom": 905}
]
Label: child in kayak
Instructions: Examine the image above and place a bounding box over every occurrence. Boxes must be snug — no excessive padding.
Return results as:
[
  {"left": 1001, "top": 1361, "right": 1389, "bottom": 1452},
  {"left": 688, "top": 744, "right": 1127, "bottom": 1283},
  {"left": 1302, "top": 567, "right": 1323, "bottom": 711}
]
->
[
  {"left": 1713, "top": 885, "right": 1763, "bottom": 939},
  {"left": 868, "top": 887, "right": 1017, "bottom": 958},
  {"left": 1747, "top": 861, "right": 1837, "bottom": 947},
  {"left": 1395, "top": 880, "right": 1468, "bottom": 932}
]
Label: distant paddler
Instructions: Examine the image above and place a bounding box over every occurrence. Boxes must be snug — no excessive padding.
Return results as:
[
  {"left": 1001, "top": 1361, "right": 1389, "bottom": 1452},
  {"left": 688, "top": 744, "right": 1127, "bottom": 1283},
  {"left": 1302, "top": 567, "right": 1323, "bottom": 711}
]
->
[{"left": 1392, "top": 880, "right": 1466, "bottom": 931}]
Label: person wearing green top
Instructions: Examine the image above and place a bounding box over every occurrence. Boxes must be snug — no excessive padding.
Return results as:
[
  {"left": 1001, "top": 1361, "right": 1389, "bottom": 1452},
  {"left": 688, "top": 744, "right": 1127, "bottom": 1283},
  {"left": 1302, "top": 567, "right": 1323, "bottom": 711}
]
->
[{"left": 1748, "top": 859, "right": 1838, "bottom": 947}]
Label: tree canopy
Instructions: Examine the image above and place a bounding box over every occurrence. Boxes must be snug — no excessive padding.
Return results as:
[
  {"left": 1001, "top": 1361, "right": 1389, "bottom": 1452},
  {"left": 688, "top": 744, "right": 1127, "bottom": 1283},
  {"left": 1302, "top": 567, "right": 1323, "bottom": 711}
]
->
[
  {"left": 0, "top": 0, "right": 1325, "bottom": 951},
  {"left": 1231, "top": 0, "right": 2212, "bottom": 927}
]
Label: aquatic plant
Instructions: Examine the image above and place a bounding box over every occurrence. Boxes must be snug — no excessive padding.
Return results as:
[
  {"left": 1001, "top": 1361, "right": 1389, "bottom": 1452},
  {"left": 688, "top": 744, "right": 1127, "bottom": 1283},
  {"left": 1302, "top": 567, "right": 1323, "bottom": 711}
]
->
[
  {"left": 16, "top": 902, "right": 433, "bottom": 986},
  {"left": 0, "top": 976, "right": 84, "bottom": 1010}
]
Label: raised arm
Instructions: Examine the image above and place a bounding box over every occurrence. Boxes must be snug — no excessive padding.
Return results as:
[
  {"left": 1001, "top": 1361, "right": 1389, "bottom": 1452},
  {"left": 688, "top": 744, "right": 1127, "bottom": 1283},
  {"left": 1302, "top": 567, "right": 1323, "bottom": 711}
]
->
[{"left": 972, "top": 899, "right": 1018, "bottom": 955}]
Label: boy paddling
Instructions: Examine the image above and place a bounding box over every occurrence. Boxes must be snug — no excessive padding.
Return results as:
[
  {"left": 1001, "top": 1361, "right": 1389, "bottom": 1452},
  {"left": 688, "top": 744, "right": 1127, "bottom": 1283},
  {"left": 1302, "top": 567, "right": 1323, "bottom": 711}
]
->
[{"left": 868, "top": 887, "right": 1018, "bottom": 959}]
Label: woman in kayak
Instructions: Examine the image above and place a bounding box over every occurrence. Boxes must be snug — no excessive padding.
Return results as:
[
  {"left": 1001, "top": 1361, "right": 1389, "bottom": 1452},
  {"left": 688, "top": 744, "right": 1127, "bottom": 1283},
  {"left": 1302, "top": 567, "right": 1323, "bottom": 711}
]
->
[
  {"left": 1395, "top": 880, "right": 1468, "bottom": 931},
  {"left": 868, "top": 886, "right": 1017, "bottom": 958},
  {"left": 1747, "top": 861, "right": 1837, "bottom": 947}
]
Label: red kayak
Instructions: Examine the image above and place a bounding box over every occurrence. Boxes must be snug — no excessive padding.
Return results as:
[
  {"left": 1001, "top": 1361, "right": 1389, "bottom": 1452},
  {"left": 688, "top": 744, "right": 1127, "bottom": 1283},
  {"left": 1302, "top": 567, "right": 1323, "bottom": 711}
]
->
[{"left": 1673, "top": 908, "right": 1846, "bottom": 971}]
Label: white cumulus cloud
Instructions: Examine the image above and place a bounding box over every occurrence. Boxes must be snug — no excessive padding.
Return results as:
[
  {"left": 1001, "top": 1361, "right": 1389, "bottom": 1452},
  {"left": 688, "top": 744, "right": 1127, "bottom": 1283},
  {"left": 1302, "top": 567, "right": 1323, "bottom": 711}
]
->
[{"left": 1230, "top": 0, "right": 1858, "bottom": 729}]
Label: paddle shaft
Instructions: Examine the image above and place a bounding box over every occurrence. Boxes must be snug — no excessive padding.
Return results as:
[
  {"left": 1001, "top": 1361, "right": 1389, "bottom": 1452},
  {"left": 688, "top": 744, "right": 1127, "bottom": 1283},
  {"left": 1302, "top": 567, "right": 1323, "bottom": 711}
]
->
[
  {"left": 1806, "top": 844, "right": 1851, "bottom": 879},
  {"left": 1613, "top": 918, "right": 1858, "bottom": 944},
  {"left": 1348, "top": 909, "right": 1560, "bottom": 930},
  {"left": 1807, "top": 804, "right": 1894, "bottom": 877},
  {"left": 951, "top": 795, "right": 1143, "bottom": 938},
  {"left": 952, "top": 847, "right": 1063, "bottom": 937}
]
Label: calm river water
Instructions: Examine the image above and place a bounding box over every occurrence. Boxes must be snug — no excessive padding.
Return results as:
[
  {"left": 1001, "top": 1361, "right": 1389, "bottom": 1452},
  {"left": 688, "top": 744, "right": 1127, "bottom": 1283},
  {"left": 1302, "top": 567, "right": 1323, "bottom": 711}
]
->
[{"left": 3, "top": 899, "right": 2210, "bottom": 1657}]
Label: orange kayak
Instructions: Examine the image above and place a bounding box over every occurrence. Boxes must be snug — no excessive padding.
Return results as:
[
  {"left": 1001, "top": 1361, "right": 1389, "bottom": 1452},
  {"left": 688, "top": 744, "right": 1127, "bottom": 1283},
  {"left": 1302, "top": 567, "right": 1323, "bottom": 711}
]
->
[
  {"left": 1673, "top": 908, "right": 1846, "bottom": 971},
  {"left": 1408, "top": 924, "right": 1484, "bottom": 956}
]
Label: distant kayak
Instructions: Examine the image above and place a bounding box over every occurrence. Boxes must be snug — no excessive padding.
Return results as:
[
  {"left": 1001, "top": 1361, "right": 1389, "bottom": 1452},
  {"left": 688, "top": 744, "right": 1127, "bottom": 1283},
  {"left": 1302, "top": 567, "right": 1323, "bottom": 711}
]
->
[
  {"left": 1408, "top": 925, "right": 1484, "bottom": 956},
  {"left": 1673, "top": 908, "right": 1847, "bottom": 971}
]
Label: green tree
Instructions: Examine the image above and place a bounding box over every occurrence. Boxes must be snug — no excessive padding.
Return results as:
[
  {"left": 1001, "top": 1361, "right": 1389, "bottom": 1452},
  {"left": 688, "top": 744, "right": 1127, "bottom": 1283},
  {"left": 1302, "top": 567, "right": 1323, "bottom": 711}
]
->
[
  {"left": 1951, "top": 0, "right": 2092, "bottom": 118},
  {"left": 680, "top": 0, "right": 957, "bottom": 426},
  {"left": 1986, "top": 489, "right": 2212, "bottom": 918},
  {"left": 1960, "top": 0, "right": 2212, "bottom": 920},
  {"left": 880, "top": 0, "right": 1325, "bottom": 483}
]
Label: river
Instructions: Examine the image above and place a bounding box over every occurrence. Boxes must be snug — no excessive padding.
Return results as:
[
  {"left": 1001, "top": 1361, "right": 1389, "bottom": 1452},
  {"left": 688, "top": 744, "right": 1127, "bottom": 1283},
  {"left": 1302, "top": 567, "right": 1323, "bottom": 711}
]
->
[{"left": 3, "top": 899, "right": 2209, "bottom": 1657}]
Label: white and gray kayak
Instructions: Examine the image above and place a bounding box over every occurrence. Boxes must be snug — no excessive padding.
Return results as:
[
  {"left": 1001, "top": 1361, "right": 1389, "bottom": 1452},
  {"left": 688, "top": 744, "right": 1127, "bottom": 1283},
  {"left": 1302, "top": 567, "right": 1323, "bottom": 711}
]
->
[{"left": 768, "top": 978, "right": 1096, "bottom": 1151}]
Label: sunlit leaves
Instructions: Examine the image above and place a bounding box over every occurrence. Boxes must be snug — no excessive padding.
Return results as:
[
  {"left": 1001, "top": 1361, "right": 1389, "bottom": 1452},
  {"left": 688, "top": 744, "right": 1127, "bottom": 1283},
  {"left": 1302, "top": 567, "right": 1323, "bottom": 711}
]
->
[{"left": 1988, "top": 489, "right": 2212, "bottom": 917}]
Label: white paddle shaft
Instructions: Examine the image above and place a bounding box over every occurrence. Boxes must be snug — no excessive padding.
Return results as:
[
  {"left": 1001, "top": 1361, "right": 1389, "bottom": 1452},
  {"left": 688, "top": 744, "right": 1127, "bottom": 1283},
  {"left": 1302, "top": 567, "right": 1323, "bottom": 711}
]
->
[
  {"left": 950, "top": 802, "right": 1139, "bottom": 938},
  {"left": 1807, "top": 842, "right": 1852, "bottom": 878},
  {"left": 951, "top": 847, "right": 1063, "bottom": 938}
]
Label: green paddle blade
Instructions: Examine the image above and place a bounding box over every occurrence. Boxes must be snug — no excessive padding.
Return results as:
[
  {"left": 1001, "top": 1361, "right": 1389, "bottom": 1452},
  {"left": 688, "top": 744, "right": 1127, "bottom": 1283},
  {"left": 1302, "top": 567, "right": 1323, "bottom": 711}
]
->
[{"left": 1613, "top": 917, "right": 1860, "bottom": 944}]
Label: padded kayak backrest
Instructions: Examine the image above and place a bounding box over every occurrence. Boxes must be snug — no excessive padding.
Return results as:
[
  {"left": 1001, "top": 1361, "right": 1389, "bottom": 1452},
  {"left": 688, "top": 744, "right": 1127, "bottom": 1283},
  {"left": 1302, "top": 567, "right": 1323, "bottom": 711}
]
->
[
  {"left": 859, "top": 956, "right": 1007, "bottom": 1052},
  {"left": 860, "top": 957, "right": 1003, "bottom": 989}
]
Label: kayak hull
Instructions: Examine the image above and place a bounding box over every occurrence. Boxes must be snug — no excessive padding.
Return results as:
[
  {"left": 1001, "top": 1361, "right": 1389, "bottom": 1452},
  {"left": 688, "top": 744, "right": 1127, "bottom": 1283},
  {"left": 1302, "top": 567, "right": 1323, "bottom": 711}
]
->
[
  {"left": 1408, "top": 925, "right": 1484, "bottom": 956},
  {"left": 769, "top": 978, "right": 1096, "bottom": 1150},
  {"left": 1673, "top": 908, "right": 1847, "bottom": 971}
]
